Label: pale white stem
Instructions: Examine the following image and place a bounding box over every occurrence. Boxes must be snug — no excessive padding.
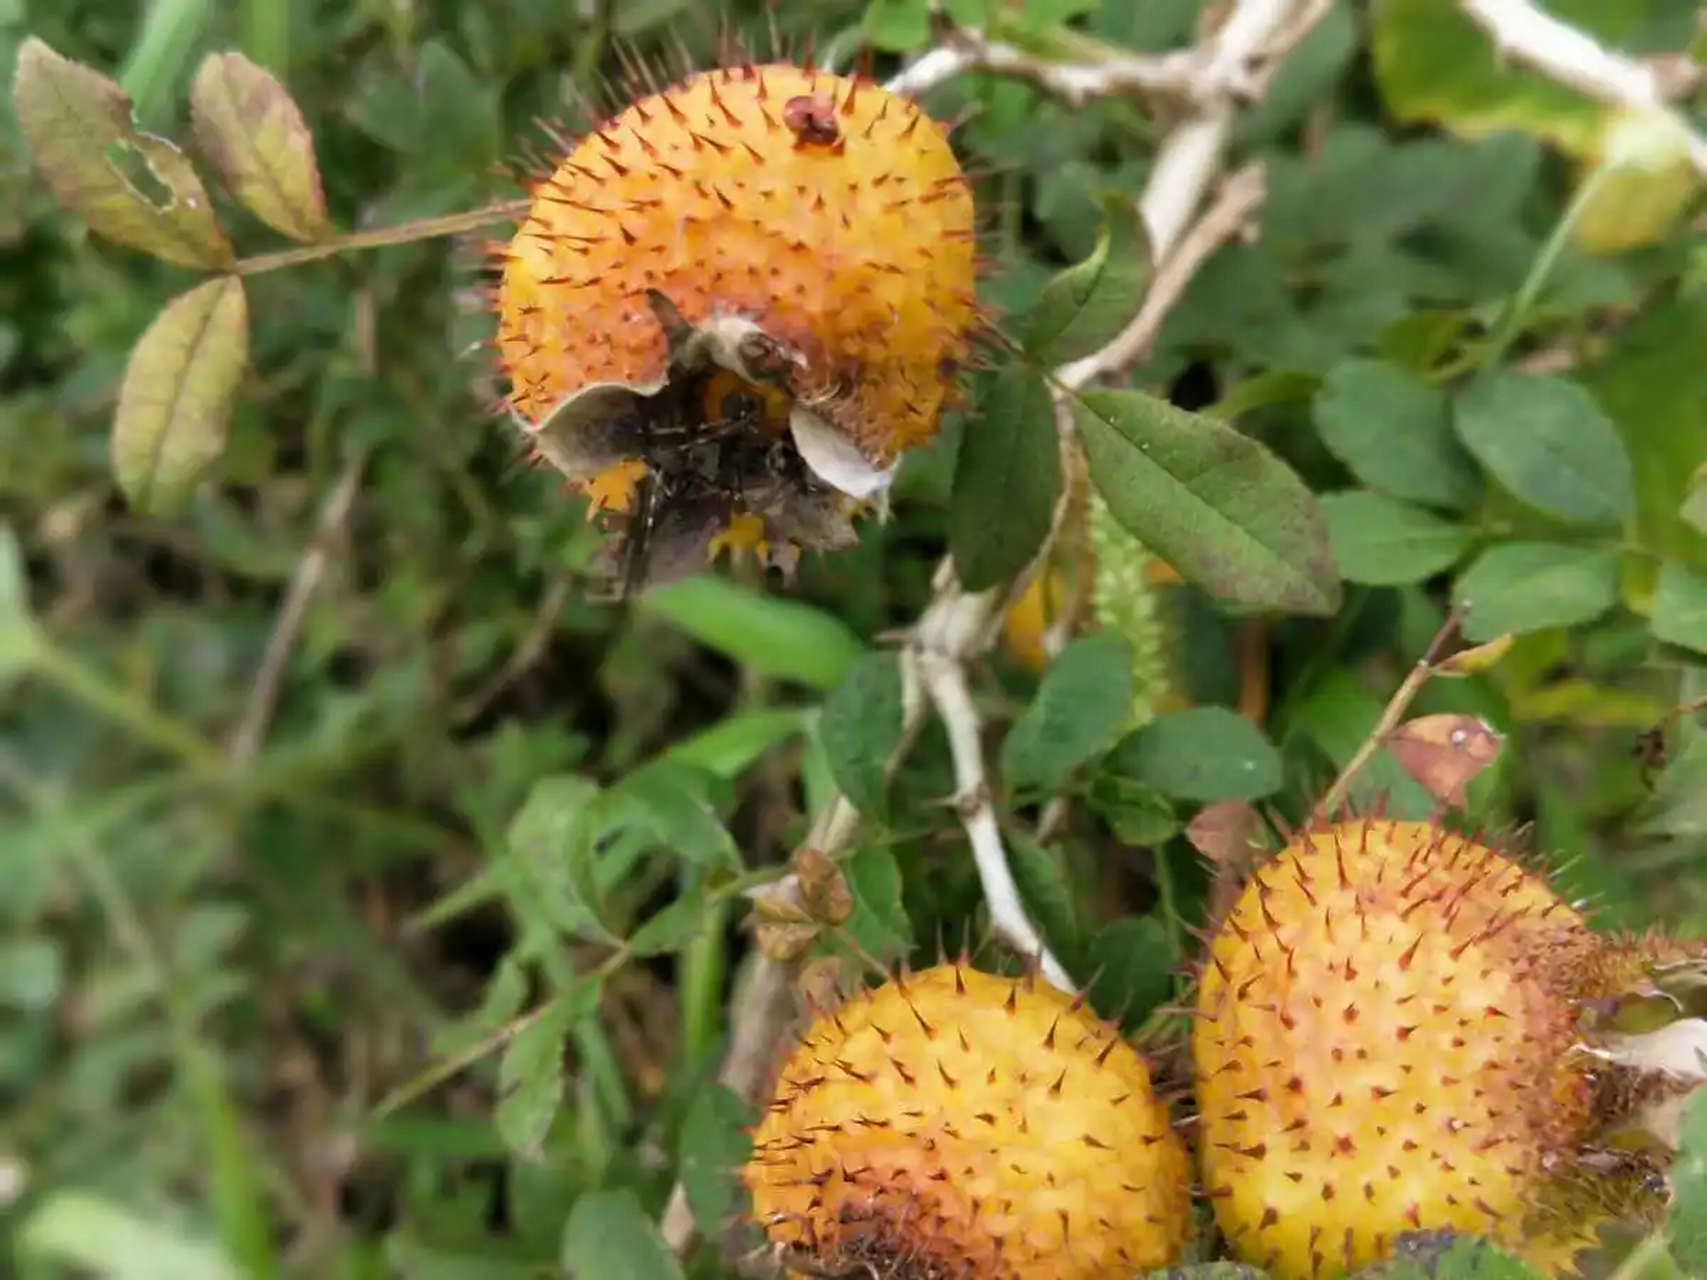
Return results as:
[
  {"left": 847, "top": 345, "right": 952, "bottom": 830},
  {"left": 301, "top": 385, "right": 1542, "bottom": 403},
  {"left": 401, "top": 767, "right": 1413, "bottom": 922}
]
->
[
  {"left": 887, "top": 36, "right": 1195, "bottom": 103},
  {"left": 1460, "top": 0, "right": 1707, "bottom": 175}
]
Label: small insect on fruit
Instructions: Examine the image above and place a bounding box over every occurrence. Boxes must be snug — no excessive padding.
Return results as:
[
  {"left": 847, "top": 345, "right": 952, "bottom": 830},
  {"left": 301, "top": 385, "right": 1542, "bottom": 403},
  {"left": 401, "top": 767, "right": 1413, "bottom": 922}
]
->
[
  {"left": 494, "top": 60, "right": 981, "bottom": 598},
  {"left": 745, "top": 962, "right": 1194, "bottom": 1280}
]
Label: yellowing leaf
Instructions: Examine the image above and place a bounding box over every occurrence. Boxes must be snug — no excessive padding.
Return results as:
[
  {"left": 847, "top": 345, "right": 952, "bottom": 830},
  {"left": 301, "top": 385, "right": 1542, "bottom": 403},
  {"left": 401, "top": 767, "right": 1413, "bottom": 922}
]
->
[
  {"left": 112, "top": 277, "right": 250, "bottom": 514},
  {"left": 189, "top": 52, "right": 332, "bottom": 243},
  {"left": 1372, "top": 0, "right": 1602, "bottom": 156},
  {"left": 1573, "top": 107, "right": 1702, "bottom": 255},
  {"left": 1431, "top": 632, "right": 1514, "bottom": 678},
  {"left": 13, "top": 38, "right": 232, "bottom": 268}
]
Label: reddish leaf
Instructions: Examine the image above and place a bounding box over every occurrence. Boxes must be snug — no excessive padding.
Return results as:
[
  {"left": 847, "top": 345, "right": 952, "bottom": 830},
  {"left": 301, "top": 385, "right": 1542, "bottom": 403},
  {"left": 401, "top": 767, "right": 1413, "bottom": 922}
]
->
[{"left": 1386, "top": 713, "right": 1503, "bottom": 807}]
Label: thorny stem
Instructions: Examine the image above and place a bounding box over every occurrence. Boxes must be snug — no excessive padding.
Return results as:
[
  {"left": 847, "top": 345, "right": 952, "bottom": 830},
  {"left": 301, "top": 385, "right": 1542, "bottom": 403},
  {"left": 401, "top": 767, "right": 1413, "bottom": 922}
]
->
[
  {"left": 1310, "top": 605, "right": 1470, "bottom": 822},
  {"left": 232, "top": 199, "right": 531, "bottom": 277}
]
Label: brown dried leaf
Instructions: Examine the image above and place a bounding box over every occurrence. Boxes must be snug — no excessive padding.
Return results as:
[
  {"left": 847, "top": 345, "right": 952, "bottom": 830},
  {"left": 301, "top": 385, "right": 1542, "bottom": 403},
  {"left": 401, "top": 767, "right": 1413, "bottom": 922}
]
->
[
  {"left": 1385, "top": 713, "right": 1503, "bottom": 807},
  {"left": 1185, "top": 800, "right": 1265, "bottom": 867},
  {"left": 753, "top": 921, "right": 820, "bottom": 963},
  {"left": 1431, "top": 631, "right": 1514, "bottom": 678},
  {"left": 13, "top": 38, "right": 232, "bottom": 268},
  {"left": 189, "top": 52, "right": 332, "bottom": 243},
  {"left": 112, "top": 276, "right": 249, "bottom": 514},
  {"left": 792, "top": 845, "right": 853, "bottom": 927}
]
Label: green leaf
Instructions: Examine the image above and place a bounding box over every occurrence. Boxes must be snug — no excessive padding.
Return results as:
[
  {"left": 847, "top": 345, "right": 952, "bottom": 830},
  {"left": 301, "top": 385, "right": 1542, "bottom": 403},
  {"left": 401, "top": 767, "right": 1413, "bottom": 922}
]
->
[
  {"left": 1654, "top": 561, "right": 1707, "bottom": 655},
  {"left": 1638, "top": 734, "right": 1707, "bottom": 839},
  {"left": 13, "top": 38, "right": 234, "bottom": 268},
  {"left": 495, "top": 982, "right": 599, "bottom": 1159},
  {"left": 640, "top": 577, "right": 866, "bottom": 693},
  {"left": 818, "top": 651, "right": 906, "bottom": 819},
  {"left": 1142, "top": 1268, "right": 1269, "bottom": 1280},
  {"left": 188, "top": 52, "right": 332, "bottom": 243},
  {"left": 1452, "top": 373, "right": 1635, "bottom": 527},
  {"left": 19, "top": 1190, "right": 239, "bottom": 1280},
  {"left": 560, "top": 1188, "right": 685, "bottom": 1280},
  {"left": 597, "top": 760, "right": 739, "bottom": 870},
  {"left": 503, "top": 775, "right": 608, "bottom": 942},
  {"left": 1074, "top": 388, "right": 1342, "bottom": 616},
  {"left": 1668, "top": 1084, "right": 1707, "bottom": 1270},
  {"left": 659, "top": 709, "right": 808, "bottom": 779},
  {"left": 1085, "top": 774, "right": 1182, "bottom": 846},
  {"left": 0, "top": 525, "right": 42, "bottom": 685},
  {"left": 1684, "top": 464, "right": 1707, "bottom": 537},
  {"left": 1002, "top": 829, "right": 1084, "bottom": 969},
  {"left": 112, "top": 277, "right": 250, "bottom": 515},
  {"left": 950, "top": 363, "right": 1061, "bottom": 592},
  {"left": 1023, "top": 192, "right": 1152, "bottom": 366},
  {"left": 1109, "top": 707, "right": 1284, "bottom": 803},
  {"left": 1452, "top": 541, "right": 1621, "bottom": 641},
  {"left": 1371, "top": 0, "right": 1605, "bottom": 156},
  {"left": 1087, "top": 915, "right": 1174, "bottom": 1030},
  {"left": 861, "top": 0, "right": 932, "bottom": 51},
  {"left": 1312, "top": 358, "right": 1481, "bottom": 509},
  {"left": 1320, "top": 490, "right": 1476, "bottom": 585},
  {"left": 838, "top": 845, "right": 912, "bottom": 965},
  {"left": 1586, "top": 290, "right": 1707, "bottom": 567},
  {"left": 0, "top": 938, "right": 63, "bottom": 1009},
  {"left": 1001, "top": 632, "right": 1135, "bottom": 792},
  {"left": 677, "top": 1084, "right": 753, "bottom": 1233},
  {"left": 626, "top": 896, "right": 707, "bottom": 957},
  {"left": 1368, "top": 1232, "right": 1546, "bottom": 1280}
]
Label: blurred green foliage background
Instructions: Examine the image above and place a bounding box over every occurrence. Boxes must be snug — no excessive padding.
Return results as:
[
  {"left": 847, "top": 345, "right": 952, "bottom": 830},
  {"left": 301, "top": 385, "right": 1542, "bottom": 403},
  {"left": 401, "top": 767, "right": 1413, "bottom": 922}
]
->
[{"left": 4, "top": 0, "right": 1707, "bottom": 1277}]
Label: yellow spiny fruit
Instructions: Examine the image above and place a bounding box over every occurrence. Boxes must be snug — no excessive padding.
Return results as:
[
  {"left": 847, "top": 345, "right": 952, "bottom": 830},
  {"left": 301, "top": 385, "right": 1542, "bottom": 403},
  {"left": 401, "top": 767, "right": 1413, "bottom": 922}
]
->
[
  {"left": 493, "top": 61, "right": 979, "bottom": 591},
  {"left": 745, "top": 962, "right": 1193, "bottom": 1279},
  {"left": 1192, "top": 817, "right": 1652, "bottom": 1280}
]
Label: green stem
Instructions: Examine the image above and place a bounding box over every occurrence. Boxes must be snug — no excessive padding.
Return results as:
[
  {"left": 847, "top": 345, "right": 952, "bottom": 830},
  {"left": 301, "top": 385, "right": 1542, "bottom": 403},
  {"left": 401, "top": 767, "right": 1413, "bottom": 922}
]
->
[
  {"left": 234, "top": 200, "right": 530, "bottom": 278},
  {"left": 32, "top": 644, "right": 225, "bottom": 774},
  {"left": 1479, "top": 158, "right": 1617, "bottom": 373},
  {"left": 680, "top": 895, "right": 730, "bottom": 1071}
]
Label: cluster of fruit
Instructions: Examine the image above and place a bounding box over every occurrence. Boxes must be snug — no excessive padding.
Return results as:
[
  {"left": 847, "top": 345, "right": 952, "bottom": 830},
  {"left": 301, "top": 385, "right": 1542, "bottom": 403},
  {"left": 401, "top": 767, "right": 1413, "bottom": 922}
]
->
[
  {"left": 744, "top": 817, "right": 1693, "bottom": 1280},
  {"left": 491, "top": 59, "right": 1699, "bottom": 1278}
]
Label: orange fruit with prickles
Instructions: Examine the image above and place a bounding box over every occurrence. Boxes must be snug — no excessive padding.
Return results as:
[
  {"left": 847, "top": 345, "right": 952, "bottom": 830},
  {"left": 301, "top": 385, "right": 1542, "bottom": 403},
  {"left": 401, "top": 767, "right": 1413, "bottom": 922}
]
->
[
  {"left": 493, "top": 62, "right": 979, "bottom": 593},
  {"left": 745, "top": 962, "right": 1194, "bottom": 1279},
  {"left": 1192, "top": 817, "right": 1673, "bottom": 1280}
]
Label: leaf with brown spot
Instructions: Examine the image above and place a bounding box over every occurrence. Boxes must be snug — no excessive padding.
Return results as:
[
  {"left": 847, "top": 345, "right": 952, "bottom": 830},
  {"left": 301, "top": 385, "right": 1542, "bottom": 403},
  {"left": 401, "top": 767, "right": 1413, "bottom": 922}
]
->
[
  {"left": 1385, "top": 714, "right": 1503, "bottom": 808},
  {"left": 13, "top": 38, "right": 232, "bottom": 268},
  {"left": 189, "top": 52, "right": 332, "bottom": 243},
  {"left": 112, "top": 276, "right": 249, "bottom": 514}
]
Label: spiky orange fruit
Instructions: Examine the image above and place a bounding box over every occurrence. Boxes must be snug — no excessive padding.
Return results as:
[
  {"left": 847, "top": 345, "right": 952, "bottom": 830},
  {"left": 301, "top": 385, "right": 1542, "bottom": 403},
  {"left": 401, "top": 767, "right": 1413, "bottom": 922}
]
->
[
  {"left": 746, "top": 962, "right": 1193, "bottom": 1279},
  {"left": 495, "top": 63, "right": 978, "bottom": 519},
  {"left": 1192, "top": 817, "right": 1659, "bottom": 1280}
]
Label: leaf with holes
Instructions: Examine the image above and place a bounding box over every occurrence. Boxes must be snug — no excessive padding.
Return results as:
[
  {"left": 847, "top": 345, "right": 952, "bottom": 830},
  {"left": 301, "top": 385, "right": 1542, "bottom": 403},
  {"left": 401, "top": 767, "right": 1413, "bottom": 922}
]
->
[
  {"left": 13, "top": 38, "right": 232, "bottom": 268},
  {"left": 189, "top": 52, "right": 332, "bottom": 242},
  {"left": 111, "top": 277, "right": 249, "bottom": 514},
  {"left": 1074, "top": 389, "right": 1341, "bottom": 616}
]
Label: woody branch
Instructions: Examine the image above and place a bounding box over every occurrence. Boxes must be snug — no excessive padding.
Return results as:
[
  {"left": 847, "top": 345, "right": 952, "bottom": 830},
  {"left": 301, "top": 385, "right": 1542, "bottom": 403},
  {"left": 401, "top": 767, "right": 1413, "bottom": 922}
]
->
[
  {"left": 658, "top": 0, "right": 1321, "bottom": 1256},
  {"left": 1459, "top": 0, "right": 1707, "bottom": 175}
]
